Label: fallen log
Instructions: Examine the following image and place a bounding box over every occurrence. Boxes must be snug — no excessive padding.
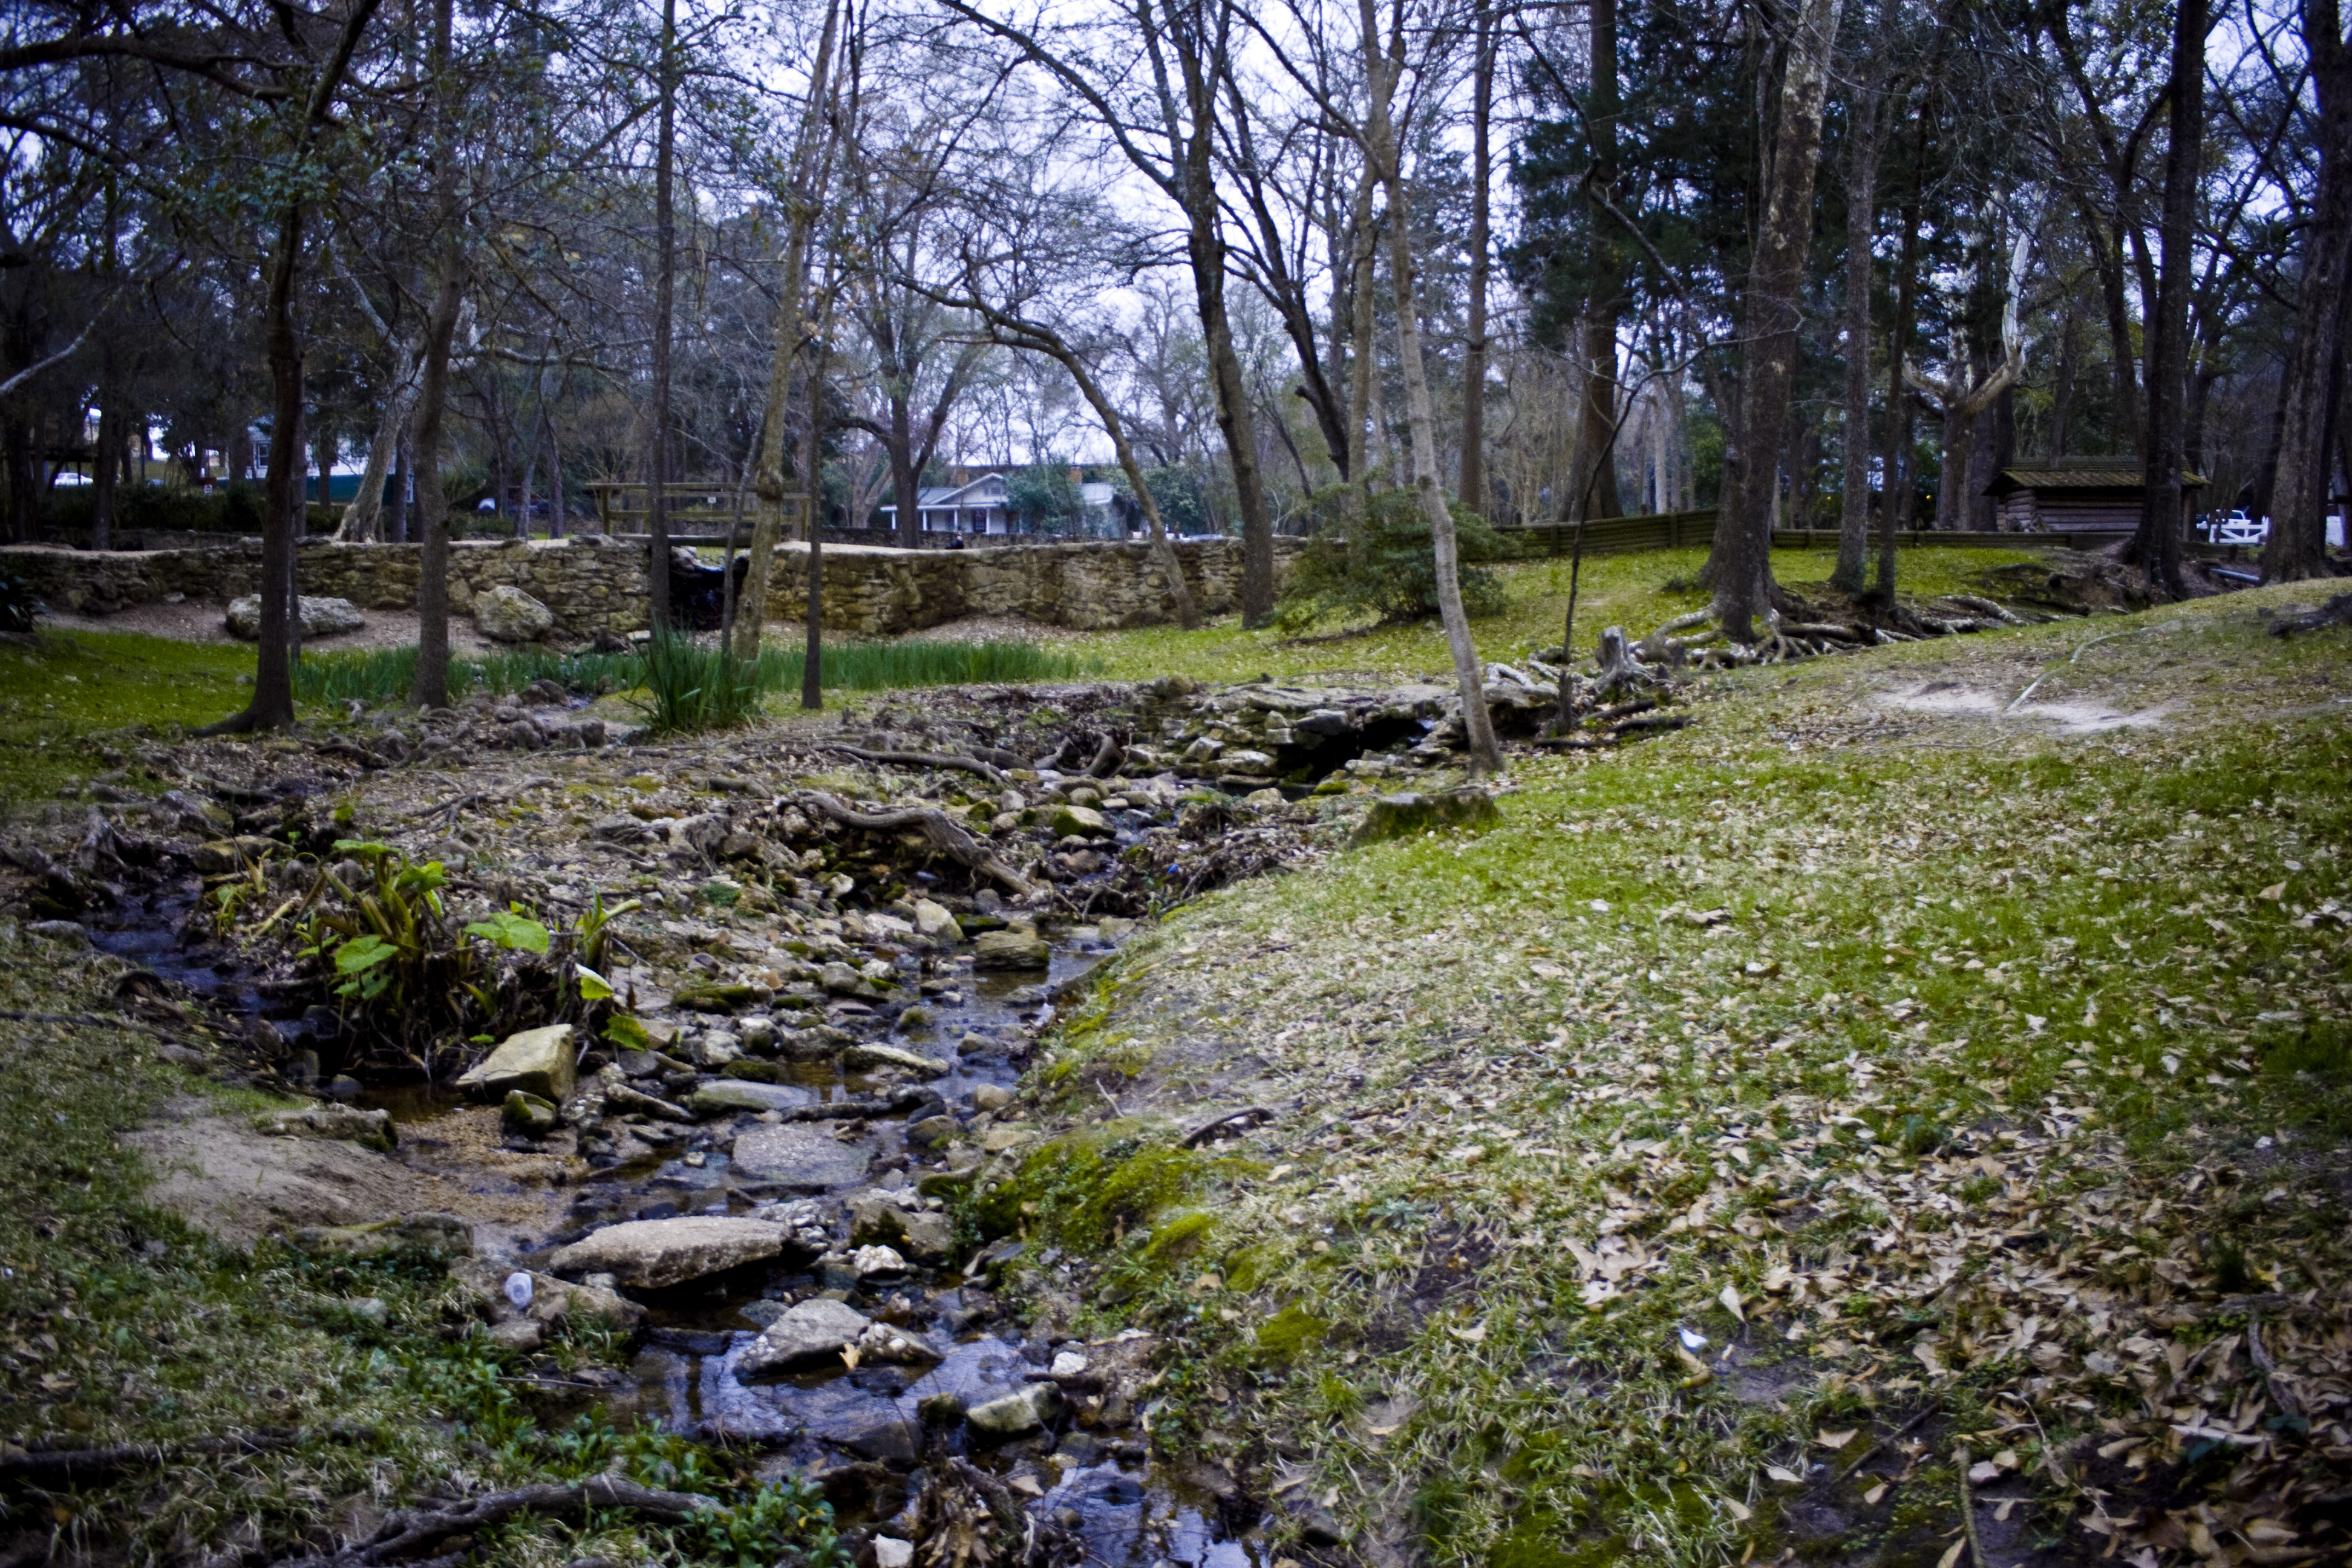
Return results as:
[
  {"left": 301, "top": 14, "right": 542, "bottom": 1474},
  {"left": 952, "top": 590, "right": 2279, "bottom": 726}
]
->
[{"left": 797, "top": 791, "right": 1037, "bottom": 900}]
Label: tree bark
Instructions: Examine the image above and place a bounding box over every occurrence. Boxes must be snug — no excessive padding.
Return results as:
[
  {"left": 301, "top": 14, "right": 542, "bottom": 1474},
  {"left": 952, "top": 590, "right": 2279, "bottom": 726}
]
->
[
  {"left": 338, "top": 338, "right": 419, "bottom": 543},
  {"left": 1832, "top": 62, "right": 1884, "bottom": 590},
  {"left": 1570, "top": 0, "right": 1624, "bottom": 524},
  {"left": 1711, "top": 0, "right": 1845, "bottom": 639},
  {"left": 1359, "top": 0, "right": 1500, "bottom": 775},
  {"left": 1877, "top": 106, "right": 1925, "bottom": 593},
  {"left": 1460, "top": 0, "right": 1494, "bottom": 517},
  {"left": 2126, "top": 0, "right": 2206, "bottom": 596},
  {"left": 200, "top": 0, "right": 384, "bottom": 734},
  {"left": 2261, "top": 0, "right": 2350, "bottom": 582},
  {"left": 734, "top": 0, "right": 838, "bottom": 661},
  {"left": 91, "top": 360, "right": 123, "bottom": 552},
  {"left": 802, "top": 306, "right": 832, "bottom": 711},
  {"left": 646, "top": 0, "right": 678, "bottom": 630},
  {"left": 409, "top": 0, "right": 466, "bottom": 710}
]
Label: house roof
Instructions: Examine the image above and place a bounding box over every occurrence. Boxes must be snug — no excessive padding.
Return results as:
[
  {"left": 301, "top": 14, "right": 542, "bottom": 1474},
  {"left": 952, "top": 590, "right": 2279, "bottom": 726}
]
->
[{"left": 1985, "top": 465, "right": 2208, "bottom": 497}]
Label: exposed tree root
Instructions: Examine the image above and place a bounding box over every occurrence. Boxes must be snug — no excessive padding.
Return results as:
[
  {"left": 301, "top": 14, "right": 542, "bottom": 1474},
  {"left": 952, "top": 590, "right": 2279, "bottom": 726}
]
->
[
  {"left": 2270, "top": 593, "right": 2352, "bottom": 636},
  {"left": 797, "top": 791, "right": 1038, "bottom": 901},
  {"left": 906, "top": 1457, "right": 1082, "bottom": 1568}
]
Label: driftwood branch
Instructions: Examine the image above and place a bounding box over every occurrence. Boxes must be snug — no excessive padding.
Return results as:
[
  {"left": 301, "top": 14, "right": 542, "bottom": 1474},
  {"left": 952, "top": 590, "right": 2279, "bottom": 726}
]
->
[
  {"left": 826, "top": 745, "right": 1006, "bottom": 785},
  {"left": 798, "top": 791, "right": 1037, "bottom": 898}
]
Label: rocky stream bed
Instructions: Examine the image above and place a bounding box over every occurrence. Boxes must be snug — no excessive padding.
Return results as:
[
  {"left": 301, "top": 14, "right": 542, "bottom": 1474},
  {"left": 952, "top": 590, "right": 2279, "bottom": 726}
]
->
[{"left": 2, "top": 670, "right": 1559, "bottom": 1566}]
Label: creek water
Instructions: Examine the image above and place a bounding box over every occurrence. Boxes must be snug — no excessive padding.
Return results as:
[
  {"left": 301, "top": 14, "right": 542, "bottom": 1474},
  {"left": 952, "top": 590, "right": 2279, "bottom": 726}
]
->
[{"left": 89, "top": 876, "right": 1266, "bottom": 1565}]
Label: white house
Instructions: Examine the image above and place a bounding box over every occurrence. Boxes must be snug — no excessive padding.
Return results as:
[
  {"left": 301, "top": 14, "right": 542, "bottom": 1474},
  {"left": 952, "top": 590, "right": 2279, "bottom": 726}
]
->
[{"left": 875, "top": 466, "right": 1129, "bottom": 538}]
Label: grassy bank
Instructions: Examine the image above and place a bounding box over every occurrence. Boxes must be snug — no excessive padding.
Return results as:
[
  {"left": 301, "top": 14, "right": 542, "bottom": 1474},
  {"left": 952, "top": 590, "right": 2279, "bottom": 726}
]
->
[
  {"left": 0, "top": 632, "right": 253, "bottom": 805},
  {"left": 988, "top": 584, "right": 2352, "bottom": 1566},
  {"left": 0, "top": 926, "right": 841, "bottom": 1566},
  {"left": 1074, "top": 545, "right": 2043, "bottom": 687}
]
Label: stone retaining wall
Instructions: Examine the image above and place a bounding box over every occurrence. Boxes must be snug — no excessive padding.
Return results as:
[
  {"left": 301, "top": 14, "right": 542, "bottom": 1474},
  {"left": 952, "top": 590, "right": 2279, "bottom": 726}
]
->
[{"left": 2, "top": 535, "right": 1288, "bottom": 637}]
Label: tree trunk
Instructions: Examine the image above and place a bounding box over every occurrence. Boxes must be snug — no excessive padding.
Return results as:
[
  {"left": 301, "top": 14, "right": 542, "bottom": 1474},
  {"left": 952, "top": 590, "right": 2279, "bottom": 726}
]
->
[
  {"left": 2049, "top": 299, "right": 2078, "bottom": 461},
  {"left": 803, "top": 317, "right": 832, "bottom": 711},
  {"left": 391, "top": 427, "right": 411, "bottom": 543},
  {"left": 91, "top": 370, "right": 123, "bottom": 552},
  {"left": 1460, "top": 0, "right": 1494, "bottom": 517},
  {"left": 1877, "top": 114, "right": 1924, "bottom": 594},
  {"left": 409, "top": 0, "right": 466, "bottom": 710},
  {"left": 645, "top": 0, "right": 678, "bottom": 630},
  {"left": 339, "top": 341, "right": 419, "bottom": 543},
  {"left": 2084, "top": 206, "right": 2143, "bottom": 456},
  {"left": 1569, "top": 0, "right": 1624, "bottom": 524},
  {"left": 1832, "top": 65, "right": 1883, "bottom": 589},
  {"left": 1712, "top": 0, "right": 1844, "bottom": 639},
  {"left": 1190, "top": 215, "right": 1276, "bottom": 622},
  {"left": 2126, "top": 0, "right": 2206, "bottom": 597},
  {"left": 735, "top": 0, "right": 837, "bottom": 659},
  {"left": 1359, "top": 0, "right": 1499, "bottom": 775},
  {"left": 1345, "top": 170, "right": 1379, "bottom": 506},
  {"left": 2262, "top": 0, "right": 2350, "bottom": 583}
]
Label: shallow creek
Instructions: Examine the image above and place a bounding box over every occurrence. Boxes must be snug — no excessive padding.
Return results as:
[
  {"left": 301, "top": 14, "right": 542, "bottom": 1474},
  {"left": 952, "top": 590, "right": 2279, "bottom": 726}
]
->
[{"left": 93, "top": 883, "right": 1263, "bottom": 1566}]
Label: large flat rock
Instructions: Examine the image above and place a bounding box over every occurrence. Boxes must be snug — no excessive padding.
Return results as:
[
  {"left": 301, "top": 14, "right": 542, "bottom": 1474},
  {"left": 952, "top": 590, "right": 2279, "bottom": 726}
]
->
[
  {"left": 457, "top": 1024, "right": 577, "bottom": 1103},
  {"left": 736, "top": 1297, "right": 871, "bottom": 1379},
  {"left": 547, "top": 1216, "right": 786, "bottom": 1289},
  {"left": 730, "top": 1124, "right": 873, "bottom": 1191}
]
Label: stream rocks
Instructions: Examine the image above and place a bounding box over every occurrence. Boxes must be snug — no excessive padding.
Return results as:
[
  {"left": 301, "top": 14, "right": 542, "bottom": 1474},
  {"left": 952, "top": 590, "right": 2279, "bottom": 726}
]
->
[
  {"left": 731, "top": 1125, "right": 874, "bottom": 1191},
  {"left": 547, "top": 1215, "right": 790, "bottom": 1289},
  {"left": 965, "top": 1382, "right": 1065, "bottom": 1439},
  {"left": 457, "top": 1024, "right": 577, "bottom": 1103},
  {"left": 737, "top": 1296, "right": 873, "bottom": 1377},
  {"left": 972, "top": 929, "right": 1050, "bottom": 970}
]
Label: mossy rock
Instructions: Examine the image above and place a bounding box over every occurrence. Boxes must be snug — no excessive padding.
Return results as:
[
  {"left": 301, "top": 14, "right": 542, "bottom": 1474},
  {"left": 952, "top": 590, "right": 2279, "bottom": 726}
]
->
[
  {"left": 1347, "top": 788, "right": 1501, "bottom": 848},
  {"left": 674, "top": 981, "right": 759, "bottom": 1013}
]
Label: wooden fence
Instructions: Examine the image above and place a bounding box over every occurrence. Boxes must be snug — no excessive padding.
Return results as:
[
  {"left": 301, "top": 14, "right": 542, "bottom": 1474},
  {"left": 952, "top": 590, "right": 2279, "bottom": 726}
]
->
[{"left": 1497, "top": 516, "right": 2235, "bottom": 560}]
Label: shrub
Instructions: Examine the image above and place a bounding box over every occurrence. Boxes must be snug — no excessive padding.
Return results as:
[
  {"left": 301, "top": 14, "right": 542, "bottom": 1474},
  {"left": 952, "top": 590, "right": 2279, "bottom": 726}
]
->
[
  {"left": 1275, "top": 482, "right": 1506, "bottom": 630},
  {"left": 0, "top": 563, "right": 43, "bottom": 633},
  {"left": 635, "top": 624, "right": 764, "bottom": 734}
]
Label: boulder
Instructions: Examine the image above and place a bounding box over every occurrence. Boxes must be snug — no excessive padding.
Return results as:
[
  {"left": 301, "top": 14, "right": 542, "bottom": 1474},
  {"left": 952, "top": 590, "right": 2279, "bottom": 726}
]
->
[
  {"left": 1348, "top": 788, "right": 1501, "bottom": 848},
  {"left": 257, "top": 1104, "right": 396, "bottom": 1153},
  {"left": 966, "top": 1383, "right": 1064, "bottom": 1440},
  {"left": 731, "top": 1124, "right": 872, "bottom": 1191},
  {"left": 912, "top": 899, "right": 961, "bottom": 941},
  {"left": 848, "top": 1194, "right": 956, "bottom": 1264},
  {"left": 687, "top": 1080, "right": 815, "bottom": 1118},
  {"left": 473, "top": 584, "right": 556, "bottom": 643},
  {"left": 292, "top": 1212, "right": 473, "bottom": 1261},
  {"left": 456, "top": 1024, "right": 577, "bottom": 1103},
  {"left": 225, "top": 595, "right": 365, "bottom": 641},
  {"left": 735, "top": 1297, "right": 872, "bottom": 1379},
  {"left": 547, "top": 1216, "right": 789, "bottom": 1290},
  {"left": 972, "top": 930, "right": 1050, "bottom": 971},
  {"left": 1047, "top": 804, "right": 1114, "bottom": 839}
]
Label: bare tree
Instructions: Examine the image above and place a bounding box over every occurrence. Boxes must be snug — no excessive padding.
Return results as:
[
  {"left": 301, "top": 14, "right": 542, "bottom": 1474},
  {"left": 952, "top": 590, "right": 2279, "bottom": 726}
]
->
[{"left": 1707, "top": 0, "right": 1844, "bottom": 639}]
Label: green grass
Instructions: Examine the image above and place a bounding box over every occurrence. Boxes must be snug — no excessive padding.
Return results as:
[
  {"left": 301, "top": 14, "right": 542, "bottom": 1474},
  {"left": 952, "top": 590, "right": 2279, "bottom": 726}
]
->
[
  {"left": 0, "top": 631, "right": 254, "bottom": 803},
  {"left": 992, "top": 584, "right": 2352, "bottom": 1566},
  {"left": 1071, "top": 545, "right": 2044, "bottom": 687},
  {"left": 293, "top": 636, "right": 1102, "bottom": 708}
]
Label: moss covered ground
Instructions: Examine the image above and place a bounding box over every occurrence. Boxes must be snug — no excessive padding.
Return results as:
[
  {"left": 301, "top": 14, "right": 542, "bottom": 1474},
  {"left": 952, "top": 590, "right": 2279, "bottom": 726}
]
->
[{"left": 987, "top": 580, "right": 2352, "bottom": 1566}]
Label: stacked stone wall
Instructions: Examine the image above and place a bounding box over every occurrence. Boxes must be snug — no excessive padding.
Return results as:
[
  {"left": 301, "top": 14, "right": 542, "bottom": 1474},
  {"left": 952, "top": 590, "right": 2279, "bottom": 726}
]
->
[{"left": 2, "top": 535, "right": 1291, "bottom": 637}]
